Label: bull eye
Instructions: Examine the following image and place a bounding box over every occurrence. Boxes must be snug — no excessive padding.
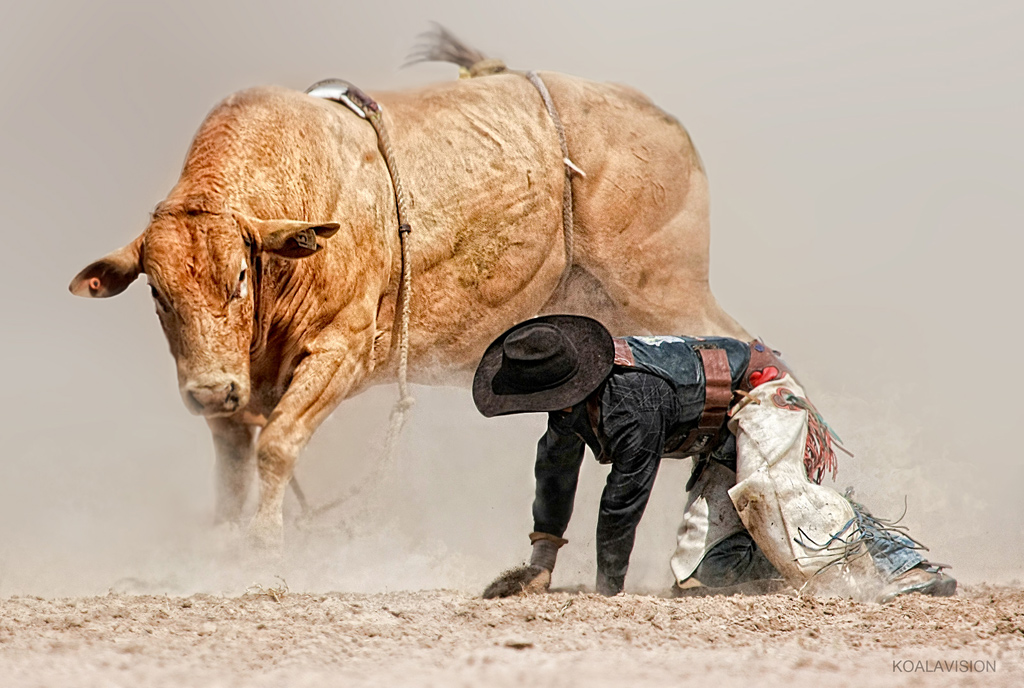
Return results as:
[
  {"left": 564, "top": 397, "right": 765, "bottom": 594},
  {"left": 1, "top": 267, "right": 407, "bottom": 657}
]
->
[
  {"left": 234, "top": 259, "right": 248, "bottom": 299},
  {"left": 149, "top": 284, "right": 168, "bottom": 312}
]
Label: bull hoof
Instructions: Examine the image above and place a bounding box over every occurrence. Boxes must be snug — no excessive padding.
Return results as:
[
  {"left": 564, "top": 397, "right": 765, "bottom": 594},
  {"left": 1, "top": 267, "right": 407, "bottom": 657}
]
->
[
  {"left": 246, "top": 518, "right": 284, "bottom": 553},
  {"left": 212, "top": 519, "right": 243, "bottom": 535},
  {"left": 208, "top": 520, "right": 245, "bottom": 551}
]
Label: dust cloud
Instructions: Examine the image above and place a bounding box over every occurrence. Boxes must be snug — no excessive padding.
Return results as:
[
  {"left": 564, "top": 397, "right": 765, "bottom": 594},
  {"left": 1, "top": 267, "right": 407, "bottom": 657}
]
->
[{"left": 0, "top": 1, "right": 1021, "bottom": 598}]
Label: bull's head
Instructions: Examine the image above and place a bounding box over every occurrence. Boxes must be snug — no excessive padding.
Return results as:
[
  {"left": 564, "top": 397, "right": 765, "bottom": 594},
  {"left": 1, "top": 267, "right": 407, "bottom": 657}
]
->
[{"left": 70, "top": 203, "right": 339, "bottom": 417}]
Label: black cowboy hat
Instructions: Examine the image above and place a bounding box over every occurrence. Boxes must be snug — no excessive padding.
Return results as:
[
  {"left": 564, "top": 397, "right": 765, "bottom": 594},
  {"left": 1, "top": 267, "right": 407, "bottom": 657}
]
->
[{"left": 472, "top": 315, "right": 614, "bottom": 417}]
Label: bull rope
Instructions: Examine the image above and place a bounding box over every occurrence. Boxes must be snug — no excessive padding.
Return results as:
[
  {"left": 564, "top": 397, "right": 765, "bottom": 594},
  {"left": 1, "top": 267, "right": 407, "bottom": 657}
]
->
[
  {"left": 370, "top": 99, "right": 417, "bottom": 491},
  {"left": 301, "top": 80, "right": 415, "bottom": 524},
  {"left": 296, "top": 31, "right": 584, "bottom": 526}
]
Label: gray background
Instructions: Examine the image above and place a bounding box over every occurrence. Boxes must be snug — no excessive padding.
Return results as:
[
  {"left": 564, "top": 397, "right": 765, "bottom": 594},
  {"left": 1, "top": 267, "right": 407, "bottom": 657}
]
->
[{"left": 0, "top": 0, "right": 1020, "bottom": 594}]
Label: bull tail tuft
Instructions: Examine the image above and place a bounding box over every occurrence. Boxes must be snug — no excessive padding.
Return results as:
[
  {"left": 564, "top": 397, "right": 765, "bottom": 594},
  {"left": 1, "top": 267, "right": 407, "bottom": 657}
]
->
[{"left": 405, "top": 23, "right": 507, "bottom": 77}]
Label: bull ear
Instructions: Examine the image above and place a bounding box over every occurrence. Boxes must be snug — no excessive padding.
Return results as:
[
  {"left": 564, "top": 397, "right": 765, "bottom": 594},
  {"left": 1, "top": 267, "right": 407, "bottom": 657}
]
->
[
  {"left": 250, "top": 218, "right": 341, "bottom": 259},
  {"left": 69, "top": 234, "right": 144, "bottom": 298}
]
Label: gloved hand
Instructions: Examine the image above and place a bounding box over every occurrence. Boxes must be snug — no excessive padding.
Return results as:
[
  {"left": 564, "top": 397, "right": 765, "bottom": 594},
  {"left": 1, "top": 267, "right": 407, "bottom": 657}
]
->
[
  {"left": 482, "top": 564, "right": 551, "bottom": 599},
  {"left": 482, "top": 532, "right": 567, "bottom": 599}
]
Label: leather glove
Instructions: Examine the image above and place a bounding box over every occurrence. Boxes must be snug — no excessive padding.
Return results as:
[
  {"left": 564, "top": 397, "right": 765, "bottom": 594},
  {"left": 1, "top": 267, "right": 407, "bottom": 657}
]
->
[{"left": 481, "top": 532, "right": 567, "bottom": 599}]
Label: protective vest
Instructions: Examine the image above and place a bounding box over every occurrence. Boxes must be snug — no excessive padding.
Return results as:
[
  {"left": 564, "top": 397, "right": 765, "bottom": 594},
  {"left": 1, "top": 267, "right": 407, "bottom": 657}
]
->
[{"left": 609, "top": 336, "right": 747, "bottom": 456}]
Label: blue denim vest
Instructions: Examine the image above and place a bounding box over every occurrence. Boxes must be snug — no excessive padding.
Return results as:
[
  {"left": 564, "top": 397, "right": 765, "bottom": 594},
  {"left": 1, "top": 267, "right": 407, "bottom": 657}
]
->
[{"left": 616, "top": 336, "right": 751, "bottom": 423}]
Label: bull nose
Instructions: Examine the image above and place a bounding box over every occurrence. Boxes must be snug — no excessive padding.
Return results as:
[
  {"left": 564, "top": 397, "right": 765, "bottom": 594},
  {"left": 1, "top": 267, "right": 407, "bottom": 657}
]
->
[{"left": 185, "top": 380, "right": 240, "bottom": 414}]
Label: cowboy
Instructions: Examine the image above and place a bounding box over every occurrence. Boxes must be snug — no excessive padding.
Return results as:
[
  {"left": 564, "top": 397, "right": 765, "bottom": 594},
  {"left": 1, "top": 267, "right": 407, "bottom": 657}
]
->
[{"left": 472, "top": 315, "right": 956, "bottom": 601}]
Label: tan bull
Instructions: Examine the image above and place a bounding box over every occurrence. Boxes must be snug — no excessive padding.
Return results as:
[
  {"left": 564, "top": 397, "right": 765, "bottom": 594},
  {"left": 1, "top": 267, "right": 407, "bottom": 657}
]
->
[{"left": 70, "top": 33, "right": 749, "bottom": 547}]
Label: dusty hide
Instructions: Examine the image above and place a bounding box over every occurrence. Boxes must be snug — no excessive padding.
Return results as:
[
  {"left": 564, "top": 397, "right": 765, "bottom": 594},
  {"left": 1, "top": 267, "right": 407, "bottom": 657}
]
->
[{"left": 361, "top": 67, "right": 748, "bottom": 384}]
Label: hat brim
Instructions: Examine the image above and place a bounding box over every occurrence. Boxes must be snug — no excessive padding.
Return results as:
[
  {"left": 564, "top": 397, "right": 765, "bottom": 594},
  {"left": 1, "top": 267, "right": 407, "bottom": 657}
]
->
[{"left": 472, "top": 315, "right": 614, "bottom": 417}]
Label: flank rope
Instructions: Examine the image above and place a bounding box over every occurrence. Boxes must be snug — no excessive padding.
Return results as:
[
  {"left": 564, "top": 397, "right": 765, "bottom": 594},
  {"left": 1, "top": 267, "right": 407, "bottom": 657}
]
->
[
  {"left": 524, "top": 70, "right": 584, "bottom": 294},
  {"left": 407, "top": 26, "right": 584, "bottom": 294}
]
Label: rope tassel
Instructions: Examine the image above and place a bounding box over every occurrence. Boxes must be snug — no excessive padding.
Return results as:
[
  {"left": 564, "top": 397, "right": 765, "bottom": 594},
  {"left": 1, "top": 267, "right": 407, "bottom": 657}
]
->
[{"left": 772, "top": 389, "right": 851, "bottom": 484}]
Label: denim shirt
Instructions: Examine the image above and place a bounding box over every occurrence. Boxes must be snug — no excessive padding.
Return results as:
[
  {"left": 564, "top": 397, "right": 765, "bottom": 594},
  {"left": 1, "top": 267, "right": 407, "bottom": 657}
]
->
[{"left": 533, "top": 369, "right": 706, "bottom": 579}]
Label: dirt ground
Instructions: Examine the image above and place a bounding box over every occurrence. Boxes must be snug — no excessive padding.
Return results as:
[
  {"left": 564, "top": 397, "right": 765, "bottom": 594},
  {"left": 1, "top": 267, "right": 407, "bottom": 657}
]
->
[{"left": 0, "top": 584, "right": 1020, "bottom": 688}]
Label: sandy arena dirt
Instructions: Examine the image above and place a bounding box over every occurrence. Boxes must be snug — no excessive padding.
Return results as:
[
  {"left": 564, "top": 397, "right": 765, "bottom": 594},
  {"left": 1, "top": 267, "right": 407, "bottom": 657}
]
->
[{"left": 1, "top": 585, "right": 1021, "bottom": 687}]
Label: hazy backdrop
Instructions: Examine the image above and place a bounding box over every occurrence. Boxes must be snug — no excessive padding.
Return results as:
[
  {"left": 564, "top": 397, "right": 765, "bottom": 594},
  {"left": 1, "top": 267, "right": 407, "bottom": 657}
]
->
[{"left": 0, "top": 0, "right": 1020, "bottom": 595}]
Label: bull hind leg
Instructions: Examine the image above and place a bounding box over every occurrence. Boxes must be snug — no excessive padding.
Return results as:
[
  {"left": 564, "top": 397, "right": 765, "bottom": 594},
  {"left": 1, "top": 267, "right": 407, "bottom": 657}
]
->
[
  {"left": 543, "top": 250, "right": 749, "bottom": 340},
  {"left": 563, "top": 197, "right": 750, "bottom": 339},
  {"left": 539, "top": 266, "right": 651, "bottom": 334},
  {"left": 602, "top": 271, "right": 750, "bottom": 340}
]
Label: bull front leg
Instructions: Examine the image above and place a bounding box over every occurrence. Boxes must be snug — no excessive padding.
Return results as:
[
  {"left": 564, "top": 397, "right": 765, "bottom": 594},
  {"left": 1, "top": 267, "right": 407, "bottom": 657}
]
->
[
  {"left": 247, "top": 340, "right": 372, "bottom": 549},
  {"left": 207, "top": 416, "right": 259, "bottom": 526}
]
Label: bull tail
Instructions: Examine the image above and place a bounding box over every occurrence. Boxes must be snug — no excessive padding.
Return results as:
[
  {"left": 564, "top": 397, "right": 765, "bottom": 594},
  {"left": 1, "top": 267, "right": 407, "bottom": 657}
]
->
[{"left": 405, "top": 23, "right": 507, "bottom": 77}]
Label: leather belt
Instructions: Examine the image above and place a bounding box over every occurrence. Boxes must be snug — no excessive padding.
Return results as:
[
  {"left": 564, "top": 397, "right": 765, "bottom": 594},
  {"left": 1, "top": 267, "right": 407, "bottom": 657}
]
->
[{"left": 672, "top": 347, "right": 732, "bottom": 457}]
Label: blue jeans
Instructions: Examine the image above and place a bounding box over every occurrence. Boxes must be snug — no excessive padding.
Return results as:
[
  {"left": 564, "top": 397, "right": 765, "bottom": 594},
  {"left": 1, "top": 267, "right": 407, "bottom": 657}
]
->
[
  {"left": 853, "top": 505, "right": 924, "bottom": 581},
  {"left": 693, "top": 531, "right": 780, "bottom": 587},
  {"left": 695, "top": 508, "right": 923, "bottom": 587}
]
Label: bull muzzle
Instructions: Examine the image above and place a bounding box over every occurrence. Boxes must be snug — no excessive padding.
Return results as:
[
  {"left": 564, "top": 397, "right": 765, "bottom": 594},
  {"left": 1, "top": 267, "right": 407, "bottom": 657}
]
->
[{"left": 182, "top": 378, "right": 245, "bottom": 416}]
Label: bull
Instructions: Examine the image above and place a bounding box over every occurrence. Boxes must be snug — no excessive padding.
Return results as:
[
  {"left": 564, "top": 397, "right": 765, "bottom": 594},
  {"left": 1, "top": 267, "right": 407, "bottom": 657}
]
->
[{"left": 69, "top": 30, "right": 749, "bottom": 547}]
